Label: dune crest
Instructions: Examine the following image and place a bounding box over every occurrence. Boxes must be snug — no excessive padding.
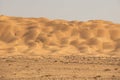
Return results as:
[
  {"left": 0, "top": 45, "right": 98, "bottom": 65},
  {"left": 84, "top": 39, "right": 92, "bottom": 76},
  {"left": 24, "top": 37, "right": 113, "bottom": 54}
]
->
[{"left": 0, "top": 15, "right": 120, "bottom": 56}]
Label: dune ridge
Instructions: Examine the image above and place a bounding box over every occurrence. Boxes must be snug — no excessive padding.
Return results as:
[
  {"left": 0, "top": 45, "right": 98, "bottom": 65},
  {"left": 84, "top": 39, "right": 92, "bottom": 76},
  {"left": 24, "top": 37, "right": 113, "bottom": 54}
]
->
[{"left": 0, "top": 15, "right": 120, "bottom": 56}]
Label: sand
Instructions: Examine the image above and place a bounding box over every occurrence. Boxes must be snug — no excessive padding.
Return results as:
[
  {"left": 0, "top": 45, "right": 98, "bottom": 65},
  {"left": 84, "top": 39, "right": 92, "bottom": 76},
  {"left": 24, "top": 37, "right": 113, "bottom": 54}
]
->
[
  {"left": 0, "top": 15, "right": 120, "bottom": 80},
  {"left": 0, "top": 55, "right": 120, "bottom": 80},
  {"left": 0, "top": 15, "right": 120, "bottom": 57}
]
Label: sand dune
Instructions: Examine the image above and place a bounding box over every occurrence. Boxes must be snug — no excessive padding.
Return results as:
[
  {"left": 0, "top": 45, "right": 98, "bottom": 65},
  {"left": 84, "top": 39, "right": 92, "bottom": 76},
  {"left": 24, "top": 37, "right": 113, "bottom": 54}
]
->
[{"left": 0, "top": 15, "right": 120, "bottom": 56}]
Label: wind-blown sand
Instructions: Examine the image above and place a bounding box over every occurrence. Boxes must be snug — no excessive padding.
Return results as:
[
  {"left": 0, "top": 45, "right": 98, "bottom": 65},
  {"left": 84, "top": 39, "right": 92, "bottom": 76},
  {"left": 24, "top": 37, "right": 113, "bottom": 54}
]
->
[
  {"left": 0, "top": 15, "right": 120, "bottom": 80},
  {"left": 0, "top": 15, "right": 120, "bottom": 56}
]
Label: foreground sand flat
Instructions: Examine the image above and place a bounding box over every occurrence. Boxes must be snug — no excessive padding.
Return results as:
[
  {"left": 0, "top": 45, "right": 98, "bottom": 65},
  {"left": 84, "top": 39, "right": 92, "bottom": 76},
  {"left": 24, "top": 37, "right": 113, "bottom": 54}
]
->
[{"left": 0, "top": 55, "right": 120, "bottom": 80}]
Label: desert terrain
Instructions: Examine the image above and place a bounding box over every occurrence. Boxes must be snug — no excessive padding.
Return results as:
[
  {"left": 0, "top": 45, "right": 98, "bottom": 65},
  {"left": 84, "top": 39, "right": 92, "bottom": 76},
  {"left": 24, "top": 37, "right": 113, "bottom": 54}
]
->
[{"left": 0, "top": 15, "right": 120, "bottom": 80}]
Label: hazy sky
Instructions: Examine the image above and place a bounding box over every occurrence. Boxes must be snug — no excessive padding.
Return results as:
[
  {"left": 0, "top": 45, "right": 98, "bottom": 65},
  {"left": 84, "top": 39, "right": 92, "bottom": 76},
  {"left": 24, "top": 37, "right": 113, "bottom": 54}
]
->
[{"left": 0, "top": 0, "right": 120, "bottom": 23}]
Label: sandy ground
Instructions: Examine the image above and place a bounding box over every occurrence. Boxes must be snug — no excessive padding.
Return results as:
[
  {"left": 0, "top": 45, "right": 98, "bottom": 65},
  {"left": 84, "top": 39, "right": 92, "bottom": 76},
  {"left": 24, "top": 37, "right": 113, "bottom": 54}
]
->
[
  {"left": 0, "top": 15, "right": 120, "bottom": 80},
  {"left": 0, "top": 15, "right": 120, "bottom": 57},
  {"left": 0, "top": 55, "right": 120, "bottom": 80}
]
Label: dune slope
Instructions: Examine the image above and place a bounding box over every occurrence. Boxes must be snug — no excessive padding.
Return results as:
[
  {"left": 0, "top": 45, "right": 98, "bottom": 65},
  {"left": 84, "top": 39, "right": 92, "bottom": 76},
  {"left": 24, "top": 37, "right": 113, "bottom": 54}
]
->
[{"left": 0, "top": 15, "right": 120, "bottom": 56}]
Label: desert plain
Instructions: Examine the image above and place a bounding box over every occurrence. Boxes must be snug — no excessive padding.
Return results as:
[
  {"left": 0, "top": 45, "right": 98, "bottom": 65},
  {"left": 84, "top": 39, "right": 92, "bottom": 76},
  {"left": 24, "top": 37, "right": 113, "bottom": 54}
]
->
[{"left": 0, "top": 15, "right": 120, "bottom": 80}]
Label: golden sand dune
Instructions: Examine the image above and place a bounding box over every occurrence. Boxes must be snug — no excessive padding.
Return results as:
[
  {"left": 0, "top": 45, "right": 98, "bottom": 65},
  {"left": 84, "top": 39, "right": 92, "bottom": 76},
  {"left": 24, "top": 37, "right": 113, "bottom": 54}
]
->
[{"left": 0, "top": 15, "right": 120, "bottom": 56}]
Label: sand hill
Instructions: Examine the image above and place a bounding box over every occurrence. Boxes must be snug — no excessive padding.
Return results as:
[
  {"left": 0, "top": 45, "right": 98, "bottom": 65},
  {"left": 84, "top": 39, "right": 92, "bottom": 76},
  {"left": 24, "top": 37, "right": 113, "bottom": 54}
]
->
[{"left": 0, "top": 15, "right": 120, "bottom": 56}]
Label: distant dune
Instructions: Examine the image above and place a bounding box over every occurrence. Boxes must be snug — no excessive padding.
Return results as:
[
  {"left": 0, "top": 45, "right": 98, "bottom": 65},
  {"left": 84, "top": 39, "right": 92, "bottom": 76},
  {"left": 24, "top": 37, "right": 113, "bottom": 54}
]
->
[{"left": 0, "top": 15, "right": 120, "bottom": 56}]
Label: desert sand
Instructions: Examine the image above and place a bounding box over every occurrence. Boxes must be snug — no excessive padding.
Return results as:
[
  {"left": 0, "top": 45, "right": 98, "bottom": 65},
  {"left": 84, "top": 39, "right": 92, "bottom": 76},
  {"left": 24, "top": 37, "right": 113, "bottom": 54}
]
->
[{"left": 0, "top": 15, "right": 120, "bottom": 80}]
